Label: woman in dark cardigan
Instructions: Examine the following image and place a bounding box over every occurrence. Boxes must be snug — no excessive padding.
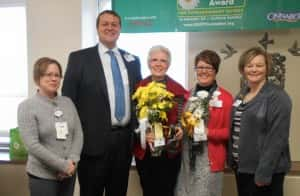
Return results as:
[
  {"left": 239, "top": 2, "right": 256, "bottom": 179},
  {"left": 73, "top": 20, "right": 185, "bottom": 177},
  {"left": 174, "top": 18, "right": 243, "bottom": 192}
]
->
[{"left": 228, "top": 46, "right": 292, "bottom": 196}]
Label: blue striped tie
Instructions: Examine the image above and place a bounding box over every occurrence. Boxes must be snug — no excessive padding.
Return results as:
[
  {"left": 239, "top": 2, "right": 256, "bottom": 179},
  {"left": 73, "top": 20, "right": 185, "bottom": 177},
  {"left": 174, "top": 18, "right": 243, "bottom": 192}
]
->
[{"left": 107, "top": 50, "right": 125, "bottom": 121}]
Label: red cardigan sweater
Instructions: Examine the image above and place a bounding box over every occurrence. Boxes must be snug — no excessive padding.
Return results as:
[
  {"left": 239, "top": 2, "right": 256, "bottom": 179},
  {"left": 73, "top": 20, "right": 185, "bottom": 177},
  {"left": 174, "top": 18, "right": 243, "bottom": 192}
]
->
[
  {"left": 133, "top": 76, "right": 188, "bottom": 160},
  {"left": 204, "top": 87, "right": 233, "bottom": 172}
]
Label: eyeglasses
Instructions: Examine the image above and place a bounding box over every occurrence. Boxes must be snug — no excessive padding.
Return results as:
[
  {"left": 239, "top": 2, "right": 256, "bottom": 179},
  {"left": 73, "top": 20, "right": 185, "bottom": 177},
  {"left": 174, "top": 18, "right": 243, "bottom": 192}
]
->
[
  {"left": 43, "top": 73, "right": 62, "bottom": 79},
  {"left": 194, "top": 66, "right": 215, "bottom": 72}
]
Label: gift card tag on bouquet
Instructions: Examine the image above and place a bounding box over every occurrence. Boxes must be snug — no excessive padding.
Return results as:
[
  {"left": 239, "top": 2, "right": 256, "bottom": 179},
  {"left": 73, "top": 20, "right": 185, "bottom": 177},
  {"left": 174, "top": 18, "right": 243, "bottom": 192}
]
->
[
  {"left": 153, "top": 123, "right": 165, "bottom": 147},
  {"left": 193, "top": 119, "right": 207, "bottom": 142}
]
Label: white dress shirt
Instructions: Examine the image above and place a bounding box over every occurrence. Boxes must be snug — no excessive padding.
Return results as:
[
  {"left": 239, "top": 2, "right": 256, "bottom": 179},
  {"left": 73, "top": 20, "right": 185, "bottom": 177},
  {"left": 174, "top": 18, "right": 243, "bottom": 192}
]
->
[{"left": 98, "top": 43, "right": 130, "bottom": 126}]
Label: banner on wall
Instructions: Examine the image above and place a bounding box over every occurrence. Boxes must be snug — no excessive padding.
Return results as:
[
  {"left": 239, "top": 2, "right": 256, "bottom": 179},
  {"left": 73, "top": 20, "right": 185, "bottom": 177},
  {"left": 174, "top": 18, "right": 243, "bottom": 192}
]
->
[{"left": 113, "top": 0, "right": 300, "bottom": 33}]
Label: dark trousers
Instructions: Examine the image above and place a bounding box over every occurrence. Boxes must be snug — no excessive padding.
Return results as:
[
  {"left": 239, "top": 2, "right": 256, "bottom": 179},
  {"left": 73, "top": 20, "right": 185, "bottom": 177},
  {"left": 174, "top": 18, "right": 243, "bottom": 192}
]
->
[
  {"left": 78, "top": 130, "right": 132, "bottom": 196},
  {"left": 234, "top": 172, "right": 285, "bottom": 196},
  {"left": 135, "top": 150, "right": 181, "bottom": 196},
  {"left": 28, "top": 174, "right": 76, "bottom": 196}
]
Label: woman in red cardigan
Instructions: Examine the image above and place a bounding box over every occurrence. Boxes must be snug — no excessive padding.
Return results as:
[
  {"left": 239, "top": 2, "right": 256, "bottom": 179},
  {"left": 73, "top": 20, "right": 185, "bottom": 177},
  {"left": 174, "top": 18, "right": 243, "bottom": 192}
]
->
[
  {"left": 133, "top": 45, "right": 188, "bottom": 196},
  {"left": 175, "top": 50, "right": 233, "bottom": 196}
]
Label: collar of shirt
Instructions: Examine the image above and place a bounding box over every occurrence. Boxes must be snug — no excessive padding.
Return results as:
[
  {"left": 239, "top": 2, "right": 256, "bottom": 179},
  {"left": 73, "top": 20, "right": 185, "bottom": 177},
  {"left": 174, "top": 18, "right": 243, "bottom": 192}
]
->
[{"left": 98, "top": 42, "right": 121, "bottom": 58}]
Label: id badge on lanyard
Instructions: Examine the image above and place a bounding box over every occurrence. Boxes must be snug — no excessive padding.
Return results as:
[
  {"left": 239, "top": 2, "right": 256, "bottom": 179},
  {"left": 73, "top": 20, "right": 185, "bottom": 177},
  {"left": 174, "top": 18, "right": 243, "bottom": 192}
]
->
[{"left": 54, "top": 109, "right": 68, "bottom": 140}]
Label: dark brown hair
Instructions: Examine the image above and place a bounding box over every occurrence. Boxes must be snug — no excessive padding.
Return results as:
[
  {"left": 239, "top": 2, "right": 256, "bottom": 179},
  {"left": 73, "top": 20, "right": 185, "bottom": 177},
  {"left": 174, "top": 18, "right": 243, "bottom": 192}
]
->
[
  {"left": 194, "top": 50, "right": 221, "bottom": 73},
  {"left": 96, "top": 10, "right": 121, "bottom": 29}
]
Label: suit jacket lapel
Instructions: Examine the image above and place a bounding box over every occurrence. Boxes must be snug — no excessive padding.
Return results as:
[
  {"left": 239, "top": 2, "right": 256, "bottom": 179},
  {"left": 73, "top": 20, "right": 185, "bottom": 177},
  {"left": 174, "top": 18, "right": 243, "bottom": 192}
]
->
[
  {"left": 119, "top": 49, "right": 135, "bottom": 94},
  {"left": 92, "top": 45, "right": 109, "bottom": 101}
]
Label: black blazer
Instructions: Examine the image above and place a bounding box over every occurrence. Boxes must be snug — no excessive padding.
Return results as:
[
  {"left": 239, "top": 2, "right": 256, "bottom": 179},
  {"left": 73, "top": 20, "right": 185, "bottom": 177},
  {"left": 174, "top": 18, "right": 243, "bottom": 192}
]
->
[{"left": 62, "top": 45, "right": 142, "bottom": 156}]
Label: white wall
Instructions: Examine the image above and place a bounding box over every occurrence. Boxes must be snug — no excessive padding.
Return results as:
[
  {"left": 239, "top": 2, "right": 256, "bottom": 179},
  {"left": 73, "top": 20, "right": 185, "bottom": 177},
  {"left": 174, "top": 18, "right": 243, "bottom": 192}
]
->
[{"left": 26, "top": 0, "right": 82, "bottom": 96}]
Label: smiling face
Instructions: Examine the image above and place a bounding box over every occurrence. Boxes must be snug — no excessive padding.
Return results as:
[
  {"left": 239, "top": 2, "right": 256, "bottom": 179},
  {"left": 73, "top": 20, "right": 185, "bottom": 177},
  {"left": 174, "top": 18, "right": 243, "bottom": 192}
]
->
[
  {"left": 97, "top": 12, "right": 121, "bottom": 49},
  {"left": 195, "top": 60, "right": 216, "bottom": 87},
  {"left": 243, "top": 54, "right": 267, "bottom": 86},
  {"left": 38, "top": 63, "right": 62, "bottom": 98},
  {"left": 148, "top": 50, "right": 170, "bottom": 81}
]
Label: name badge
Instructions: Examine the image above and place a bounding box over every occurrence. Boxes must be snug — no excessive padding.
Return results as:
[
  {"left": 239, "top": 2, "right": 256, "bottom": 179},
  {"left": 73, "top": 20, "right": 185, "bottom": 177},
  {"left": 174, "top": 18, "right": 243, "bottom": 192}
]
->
[
  {"left": 55, "top": 122, "right": 68, "bottom": 140},
  {"left": 233, "top": 99, "right": 242, "bottom": 107},
  {"left": 211, "top": 100, "right": 223, "bottom": 108},
  {"left": 54, "top": 110, "right": 63, "bottom": 118}
]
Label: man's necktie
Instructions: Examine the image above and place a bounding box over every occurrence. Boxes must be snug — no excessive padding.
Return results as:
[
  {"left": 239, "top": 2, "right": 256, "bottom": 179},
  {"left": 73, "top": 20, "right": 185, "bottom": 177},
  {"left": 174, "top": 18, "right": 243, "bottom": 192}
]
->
[{"left": 107, "top": 50, "right": 125, "bottom": 121}]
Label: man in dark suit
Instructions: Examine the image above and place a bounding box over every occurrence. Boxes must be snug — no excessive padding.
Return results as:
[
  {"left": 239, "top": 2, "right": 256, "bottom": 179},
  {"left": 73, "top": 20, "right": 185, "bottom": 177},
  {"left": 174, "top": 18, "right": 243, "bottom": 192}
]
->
[{"left": 62, "top": 10, "right": 142, "bottom": 196}]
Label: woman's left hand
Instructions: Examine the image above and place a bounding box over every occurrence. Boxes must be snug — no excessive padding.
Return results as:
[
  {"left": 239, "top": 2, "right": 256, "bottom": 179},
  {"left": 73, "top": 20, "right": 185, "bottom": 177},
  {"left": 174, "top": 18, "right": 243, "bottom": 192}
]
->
[{"left": 66, "top": 160, "right": 76, "bottom": 176}]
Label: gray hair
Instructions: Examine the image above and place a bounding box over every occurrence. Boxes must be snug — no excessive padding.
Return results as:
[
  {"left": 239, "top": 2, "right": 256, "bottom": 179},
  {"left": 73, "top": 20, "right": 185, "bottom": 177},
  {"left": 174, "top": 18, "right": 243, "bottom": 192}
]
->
[{"left": 147, "top": 45, "right": 171, "bottom": 65}]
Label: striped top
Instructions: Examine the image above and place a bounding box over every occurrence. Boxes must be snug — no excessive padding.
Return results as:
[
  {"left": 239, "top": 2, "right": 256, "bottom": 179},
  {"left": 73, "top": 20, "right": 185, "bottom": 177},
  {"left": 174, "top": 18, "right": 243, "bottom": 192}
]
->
[{"left": 231, "top": 103, "right": 246, "bottom": 164}]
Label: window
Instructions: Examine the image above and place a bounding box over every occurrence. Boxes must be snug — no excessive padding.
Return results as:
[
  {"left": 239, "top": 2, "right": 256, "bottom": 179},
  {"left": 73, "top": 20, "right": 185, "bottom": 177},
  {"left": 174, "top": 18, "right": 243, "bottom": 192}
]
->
[{"left": 0, "top": 3, "right": 28, "bottom": 161}]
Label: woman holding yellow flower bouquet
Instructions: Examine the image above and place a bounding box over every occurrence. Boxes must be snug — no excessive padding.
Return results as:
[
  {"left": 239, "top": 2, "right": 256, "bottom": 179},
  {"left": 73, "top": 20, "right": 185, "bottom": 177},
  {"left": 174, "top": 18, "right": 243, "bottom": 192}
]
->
[
  {"left": 175, "top": 50, "right": 233, "bottom": 196},
  {"left": 133, "top": 45, "right": 188, "bottom": 196}
]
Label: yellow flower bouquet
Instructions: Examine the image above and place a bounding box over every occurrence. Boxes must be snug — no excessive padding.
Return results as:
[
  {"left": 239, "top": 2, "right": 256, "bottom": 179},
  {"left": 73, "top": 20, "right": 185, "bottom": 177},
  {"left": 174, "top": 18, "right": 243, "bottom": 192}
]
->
[
  {"left": 132, "top": 81, "right": 174, "bottom": 155},
  {"left": 132, "top": 81, "right": 174, "bottom": 123}
]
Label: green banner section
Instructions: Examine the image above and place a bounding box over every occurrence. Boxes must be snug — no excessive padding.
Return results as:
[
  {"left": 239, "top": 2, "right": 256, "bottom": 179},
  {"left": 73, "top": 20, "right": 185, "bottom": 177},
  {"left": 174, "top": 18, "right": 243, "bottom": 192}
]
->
[{"left": 113, "top": 0, "right": 300, "bottom": 32}]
